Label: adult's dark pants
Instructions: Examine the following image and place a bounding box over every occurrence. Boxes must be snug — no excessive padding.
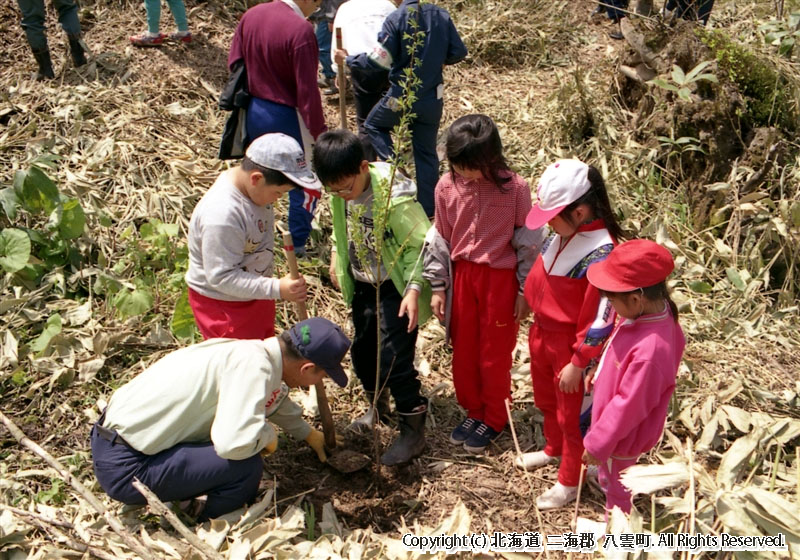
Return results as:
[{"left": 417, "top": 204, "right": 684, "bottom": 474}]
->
[
  {"left": 91, "top": 426, "right": 262, "bottom": 520},
  {"left": 350, "top": 280, "right": 424, "bottom": 413},
  {"left": 603, "top": 0, "right": 629, "bottom": 21},
  {"left": 364, "top": 93, "right": 442, "bottom": 217},
  {"left": 246, "top": 97, "right": 317, "bottom": 251},
  {"left": 349, "top": 65, "right": 389, "bottom": 162},
  {"left": 16, "top": 0, "right": 81, "bottom": 53},
  {"left": 665, "top": 0, "right": 714, "bottom": 24},
  {"left": 316, "top": 22, "right": 335, "bottom": 80}
]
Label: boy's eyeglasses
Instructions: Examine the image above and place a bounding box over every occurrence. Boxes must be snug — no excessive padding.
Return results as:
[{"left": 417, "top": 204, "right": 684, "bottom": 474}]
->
[{"left": 324, "top": 175, "right": 357, "bottom": 196}]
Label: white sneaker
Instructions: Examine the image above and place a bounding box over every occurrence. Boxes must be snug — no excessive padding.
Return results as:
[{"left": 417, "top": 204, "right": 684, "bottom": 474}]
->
[
  {"left": 536, "top": 482, "right": 578, "bottom": 510},
  {"left": 514, "top": 451, "right": 560, "bottom": 470}
]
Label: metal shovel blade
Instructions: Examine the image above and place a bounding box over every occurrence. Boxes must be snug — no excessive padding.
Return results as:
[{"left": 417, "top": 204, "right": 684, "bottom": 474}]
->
[{"left": 326, "top": 449, "right": 371, "bottom": 473}]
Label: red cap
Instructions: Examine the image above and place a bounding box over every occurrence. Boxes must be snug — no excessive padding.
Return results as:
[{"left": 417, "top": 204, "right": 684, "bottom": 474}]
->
[{"left": 587, "top": 240, "right": 675, "bottom": 292}]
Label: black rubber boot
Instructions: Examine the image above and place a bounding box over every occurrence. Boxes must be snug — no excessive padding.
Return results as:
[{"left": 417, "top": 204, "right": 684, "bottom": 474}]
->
[
  {"left": 380, "top": 400, "right": 427, "bottom": 466},
  {"left": 68, "top": 34, "right": 87, "bottom": 67},
  {"left": 33, "top": 49, "right": 55, "bottom": 81},
  {"left": 347, "top": 390, "right": 391, "bottom": 433}
]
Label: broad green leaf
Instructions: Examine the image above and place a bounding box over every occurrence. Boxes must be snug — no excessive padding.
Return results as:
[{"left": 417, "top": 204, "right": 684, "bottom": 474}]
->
[
  {"left": 684, "top": 60, "right": 712, "bottom": 81},
  {"left": 57, "top": 198, "right": 86, "bottom": 240},
  {"left": 726, "top": 267, "right": 746, "bottom": 291},
  {"left": 30, "top": 314, "right": 63, "bottom": 353},
  {"left": 689, "top": 280, "right": 713, "bottom": 294},
  {"left": 671, "top": 64, "right": 686, "bottom": 84},
  {"left": 677, "top": 87, "right": 691, "bottom": 102},
  {"left": 652, "top": 78, "right": 678, "bottom": 92},
  {"left": 0, "top": 229, "right": 31, "bottom": 273},
  {"left": 791, "top": 201, "right": 800, "bottom": 227},
  {"left": 113, "top": 287, "right": 154, "bottom": 318},
  {"left": 779, "top": 37, "right": 795, "bottom": 57},
  {"left": 170, "top": 288, "right": 198, "bottom": 340},
  {"left": 694, "top": 73, "right": 718, "bottom": 83},
  {"left": 158, "top": 223, "right": 179, "bottom": 237},
  {"left": 0, "top": 188, "right": 20, "bottom": 220},
  {"left": 13, "top": 167, "right": 60, "bottom": 215}
]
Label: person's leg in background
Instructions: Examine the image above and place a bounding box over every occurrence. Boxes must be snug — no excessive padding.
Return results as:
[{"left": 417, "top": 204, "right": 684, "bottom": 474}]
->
[
  {"left": 349, "top": 65, "right": 389, "bottom": 161},
  {"left": 52, "top": 0, "right": 86, "bottom": 65},
  {"left": 605, "top": 0, "right": 629, "bottom": 39},
  {"left": 408, "top": 97, "right": 443, "bottom": 218},
  {"left": 164, "top": 0, "right": 191, "bottom": 41},
  {"left": 364, "top": 94, "right": 401, "bottom": 163},
  {"left": 16, "top": 0, "right": 54, "bottom": 79},
  {"left": 316, "top": 21, "right": 336, "bottom": 93}
]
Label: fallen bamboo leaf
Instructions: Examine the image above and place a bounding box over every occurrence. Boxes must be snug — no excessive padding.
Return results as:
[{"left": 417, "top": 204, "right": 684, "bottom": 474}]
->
[{"left": 620, "top": 462, "right": 689, "bottom": 495}]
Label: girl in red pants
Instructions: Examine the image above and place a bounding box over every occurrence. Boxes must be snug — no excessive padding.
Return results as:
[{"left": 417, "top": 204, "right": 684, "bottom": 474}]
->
[
  {"left": 426, "top": 114, "right": 544, "bottom": 454},
  {"left": 517, "top": 159, "right": 625, "bottom": 509}
]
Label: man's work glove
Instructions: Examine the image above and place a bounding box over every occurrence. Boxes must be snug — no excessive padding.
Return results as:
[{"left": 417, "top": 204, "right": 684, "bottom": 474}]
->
[
  {"left": 304, "top": 429, "right": 328, "bottom": 462},
  {"left": 260, "top": 436, "right": 278, "bottom": 458}
]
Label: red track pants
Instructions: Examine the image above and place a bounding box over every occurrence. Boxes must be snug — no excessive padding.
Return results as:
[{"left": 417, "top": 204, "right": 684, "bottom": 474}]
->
[
  {"left": 529, "top": 323, "right": 584, "bottom": 486},
  {"left": 450, "top": 261, "right": 518, "bottom": 432},
  {"left": 188, "top": 288, "right": 276, "bottom": 340}
]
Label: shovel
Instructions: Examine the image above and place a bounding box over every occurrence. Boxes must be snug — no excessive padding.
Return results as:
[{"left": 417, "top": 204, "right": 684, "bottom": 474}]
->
[
  {"left": 280, "top": 231, "right": 337, "bottom": 451},
  {"left": 280, "top": 229, "right": 370, "bottom": 474},
  {"left": 326, "top": 448, "right": 371, "bottom": 474}
]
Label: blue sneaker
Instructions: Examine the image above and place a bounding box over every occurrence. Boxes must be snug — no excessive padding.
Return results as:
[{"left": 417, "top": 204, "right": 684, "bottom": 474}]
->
[
  {"left": 449, "top": 417, "right": 480, "bottom": 445},
  {"left": 463, "top": 422, "right": 502, "bottom": 454}
]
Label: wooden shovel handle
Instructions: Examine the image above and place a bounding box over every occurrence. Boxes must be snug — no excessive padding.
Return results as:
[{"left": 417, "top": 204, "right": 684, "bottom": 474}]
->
[
  {"left": 281, "top": 233, "right": 337, "bottom": 450},
  {"left": 336, "top": 27, "right": 347, "bottom": 130}
]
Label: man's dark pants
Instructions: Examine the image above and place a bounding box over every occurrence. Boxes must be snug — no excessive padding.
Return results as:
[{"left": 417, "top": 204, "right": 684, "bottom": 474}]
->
[{"left": 91, "top": 425, "right": 262, "bottom": 520}]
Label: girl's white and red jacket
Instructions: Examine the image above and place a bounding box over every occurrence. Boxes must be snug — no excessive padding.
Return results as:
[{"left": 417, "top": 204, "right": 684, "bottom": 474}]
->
[{"left": 524, "top": 219, "right": 617, "bottom": 368}]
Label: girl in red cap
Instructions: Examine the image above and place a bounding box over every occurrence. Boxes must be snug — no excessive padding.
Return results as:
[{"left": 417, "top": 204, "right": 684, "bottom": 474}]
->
[
  {"left": 517, "top": 159, "right": 624, "bottom": 510},
  {"left": 424, "top": 114, "right": 545, "bottom": 454},
  {"left": 582, "top": 239, "right": 685, "bottom": 516}
]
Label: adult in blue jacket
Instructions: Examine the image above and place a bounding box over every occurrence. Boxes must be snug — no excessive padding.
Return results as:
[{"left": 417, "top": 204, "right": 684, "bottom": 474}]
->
[{"left": 361, "top": 0, "right": 467, "bottom": 218}]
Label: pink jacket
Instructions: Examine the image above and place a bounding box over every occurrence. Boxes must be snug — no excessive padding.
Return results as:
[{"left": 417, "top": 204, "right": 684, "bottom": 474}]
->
[{"left": 583, "top": 305, "right": 685, "bottom": 463}]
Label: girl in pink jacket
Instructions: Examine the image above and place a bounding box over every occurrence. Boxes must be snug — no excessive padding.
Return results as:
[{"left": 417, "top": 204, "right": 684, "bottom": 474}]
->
[{"left": 582, "top": 239, "right": 686, "bottom": 515}]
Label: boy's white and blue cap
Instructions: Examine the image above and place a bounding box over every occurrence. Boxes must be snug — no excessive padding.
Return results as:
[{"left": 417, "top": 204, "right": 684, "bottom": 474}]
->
[
  {"left": 526, "top": 159, "right": 592, "bottom": 229},
  {"left": 287, "top": 317, "right": 351, "bottom": 388},
  {"left": 246, "top": 133, "right": 323, "bottom": 191}
]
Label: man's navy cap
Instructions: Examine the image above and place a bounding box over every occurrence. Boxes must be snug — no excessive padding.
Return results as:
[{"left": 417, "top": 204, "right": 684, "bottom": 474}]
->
[{"left": 287, "top": 318, "right": 351, "bottom": 387}]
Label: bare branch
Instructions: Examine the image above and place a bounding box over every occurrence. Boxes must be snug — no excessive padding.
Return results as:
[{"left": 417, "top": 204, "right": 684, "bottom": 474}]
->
[
  {"left": 132, "top": 478, "right": 225, "bottom": 560},
  {"left": 0, "top": 411, "right": 156, "bottom": 560}
]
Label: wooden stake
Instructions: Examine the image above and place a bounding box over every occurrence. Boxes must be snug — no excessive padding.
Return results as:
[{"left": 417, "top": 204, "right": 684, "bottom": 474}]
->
[
  {"left": 132, "top": 478, "right": 224, "bottom": 560},
  {"left": 505, "top": 399, "right": 550, "bottom": 559},
  {"left": 0, "top": 411, "right": 155, "bottom": 560},
  {"left": 335, "top": 27, "right": 347, "bottom": 130},
  {"left": 281, "top": 231, "right": 337, "bottom": 450},
  {"left": 572, "top": 463, "right": 586, "bottom": 531}
]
